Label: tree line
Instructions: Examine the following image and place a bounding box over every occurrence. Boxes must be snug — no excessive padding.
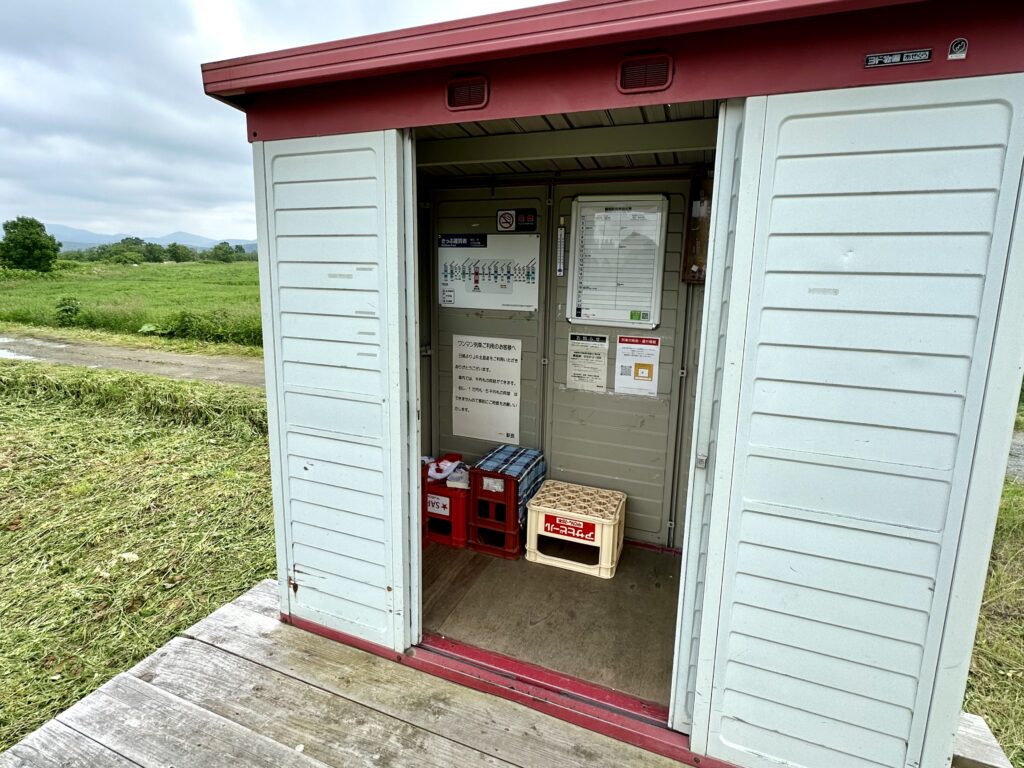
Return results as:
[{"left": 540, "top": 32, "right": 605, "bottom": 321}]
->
[
  {"left": 64, "top": 237, "right": 257, "bottom": 264},
  {"left": 0, "top": 216, "right": 256, "bottom": 273}
]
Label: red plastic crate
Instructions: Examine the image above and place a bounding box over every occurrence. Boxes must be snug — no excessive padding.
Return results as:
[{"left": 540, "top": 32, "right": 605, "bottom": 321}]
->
[
  {"left": 422, "top": 454, "right": 468, "bottom": 548},
  {"left": 467, "top": 522, "right": 521, "bottom": 559},
  {"left": 468, "top": 467, "right": 523, "bottom": 559},
  {"left": 423, "top": 482, "right": 469, "bottom": 548}
]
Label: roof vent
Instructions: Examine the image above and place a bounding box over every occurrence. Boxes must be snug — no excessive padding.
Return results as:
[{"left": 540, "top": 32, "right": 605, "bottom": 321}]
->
[
  {"left": 618, "top": 54, "right": 673, "bottom": 93},
  {"left": 446, "top": 76, "right": 489, "bottom": 111}
]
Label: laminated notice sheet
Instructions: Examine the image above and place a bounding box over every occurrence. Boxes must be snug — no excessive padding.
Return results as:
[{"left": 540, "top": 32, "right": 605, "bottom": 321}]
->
[{"left": 566, "top": 195, "right": 668, "bottom": 329}]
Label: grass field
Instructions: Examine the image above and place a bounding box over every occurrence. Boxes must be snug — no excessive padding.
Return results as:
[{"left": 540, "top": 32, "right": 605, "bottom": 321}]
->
[
  {"left": 0, "top": 261, "right": 261, "bottom": 346},
  {"left": 0, "top": 362, "right": 272, "bottom": 750},
  {"left": 0, "top": 360, "right": 1021, "bottom": 763},
  {"left": 967, "top": 477, "right": 1024, "bottom": 767}
]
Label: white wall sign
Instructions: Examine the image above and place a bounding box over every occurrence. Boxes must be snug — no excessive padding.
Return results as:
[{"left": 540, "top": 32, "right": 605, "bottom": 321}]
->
[
  {"left": 438, "top": 233, "right": 540, "bottom": 311},
  {"left": 567, "top": 333, "right": 609, "bottom": 392},
  {"left": 614, "top": 336, "right": 660, "bottom": 397},
  {"left": 452, "top": 334, "right": 521, "bottom": 442},
  {"left": 566, "top": 195, "right": 668, "bottom": 329}
]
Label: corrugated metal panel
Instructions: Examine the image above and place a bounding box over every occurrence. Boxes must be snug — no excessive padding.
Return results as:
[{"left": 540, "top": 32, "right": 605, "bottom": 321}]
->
[
  {"left": 257, "top": 131, "right": 410, "bottom": 650},
  {"left": 700, "top": 76, "right": 1024, "bottom": 768},
  {"left": 416, "top": 104, "right": 718, "bottom": 178},
  {"left": 432, "top": 186, "right": 549, "bottom": 460},
  {"left": 671, "top": 99, "right": 745, "bottom": 732},
  {"left": 545, "top": 180, "right": 689, "bottom": 544}
]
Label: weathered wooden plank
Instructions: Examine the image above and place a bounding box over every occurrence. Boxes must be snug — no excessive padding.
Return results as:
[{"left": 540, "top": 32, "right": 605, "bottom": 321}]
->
[
  {"left": 953, "top": 712, "right": 1013, "bottom": 768},
  {"left": 131, "top": 637, "right": 509, "bottom": 768},
  {"left": 0, "top": 720, "right": 138, "bottom": 768},
  {"left": 56, "top": 674, "right": 327, "bottom": 768},
  {"left": 185, "top": 602, "right": 678, "bottom": 768},
  {"left": 232, "top": 579, "right": 280, "bottom": 618}
]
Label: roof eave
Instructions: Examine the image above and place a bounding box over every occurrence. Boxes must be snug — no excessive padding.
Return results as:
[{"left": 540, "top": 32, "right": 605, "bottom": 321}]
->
[{"left": 202, "top": 0, "right": 923, "bottom": 104}]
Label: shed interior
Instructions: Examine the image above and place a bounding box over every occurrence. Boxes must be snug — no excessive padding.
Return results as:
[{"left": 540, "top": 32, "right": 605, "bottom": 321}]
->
[{"left": 413, "top": 102, "right": 719, "bottom": 707}]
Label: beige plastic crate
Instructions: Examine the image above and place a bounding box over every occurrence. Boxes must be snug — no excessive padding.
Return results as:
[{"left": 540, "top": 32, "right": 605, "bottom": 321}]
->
[{"left": 525, "top": 480, "right": 626, "bottom": 579}]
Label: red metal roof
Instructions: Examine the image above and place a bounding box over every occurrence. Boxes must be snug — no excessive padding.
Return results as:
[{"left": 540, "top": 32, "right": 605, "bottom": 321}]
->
[{"left": 202, "top": 0, "right": 919, "bottom": 100}]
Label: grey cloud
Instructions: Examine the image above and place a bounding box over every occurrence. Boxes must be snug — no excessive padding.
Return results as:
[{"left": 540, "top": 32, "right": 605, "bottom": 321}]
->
[{"left": 0, "top": 0, "right": 543, "bottom": 239}]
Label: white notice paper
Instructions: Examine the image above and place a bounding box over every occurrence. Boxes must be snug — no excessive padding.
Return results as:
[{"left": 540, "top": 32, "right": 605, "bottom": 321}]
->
[
  {"left": 452, "top": 335, "right": 522, "bottom": 442},
  {"left": 567, "top": 333, "right": 608, "bottom": 392},
  {"left": 614, "top": 336, "right": 660, "bottom": 397}
]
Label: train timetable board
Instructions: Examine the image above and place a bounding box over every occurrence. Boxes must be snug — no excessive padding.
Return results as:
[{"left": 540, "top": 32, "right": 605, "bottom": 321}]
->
[
  {"left": 566, "top": 196, "right": 668, "bottom": 330},
  {"left": 438, "top": 233, "right": 540, "bottom": 311}
]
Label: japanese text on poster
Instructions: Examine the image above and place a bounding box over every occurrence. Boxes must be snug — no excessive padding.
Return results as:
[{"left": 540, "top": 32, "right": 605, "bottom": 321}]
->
[
  {"left": 452, "top": 335, "right": 522, "bottom": 442},
  {"left": 614, "top": 336, "right": 660, "bottom": 397},
  {"left": 567, "top": 333, "right": 608, "bottom": 392},
  {"left": 566, "top": 196, "right": 668, "bottom": 329}
]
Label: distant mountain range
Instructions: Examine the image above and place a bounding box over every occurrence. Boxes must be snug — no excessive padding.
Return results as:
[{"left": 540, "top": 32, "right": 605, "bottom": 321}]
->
[{"left": 46, "top": 223, "right": 258, "bottom": 253}]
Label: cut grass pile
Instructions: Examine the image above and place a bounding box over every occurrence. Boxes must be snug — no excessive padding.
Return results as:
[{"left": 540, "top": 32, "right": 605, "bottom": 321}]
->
[
  {"left": 0, "top": 261, "right": 261, "bottom": 346},
  {"left": 0, "top": 361, "right": 272, "bottom": 750},
  {"left": 966, "top": 476, "right": 1024, "bottom": 767},
  {"left": 0, "top": 361, "right": 267, "bottom": 437}
]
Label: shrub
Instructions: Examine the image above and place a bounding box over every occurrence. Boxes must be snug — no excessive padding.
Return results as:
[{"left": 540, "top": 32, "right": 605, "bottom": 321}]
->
[
  {"left": 0, "top": 267, "right": 49, "bottom": 282},
  {"left": 54, "top": 296, "right": 82, "bottom": 327},
  {"left": 161, "top": 310, "right": 263, "bottom": 346}
]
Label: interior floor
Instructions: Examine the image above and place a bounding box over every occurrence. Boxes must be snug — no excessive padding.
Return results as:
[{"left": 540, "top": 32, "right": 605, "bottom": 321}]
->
[{"left": 422, "top": 542, "right": 681, "bottom": 706}]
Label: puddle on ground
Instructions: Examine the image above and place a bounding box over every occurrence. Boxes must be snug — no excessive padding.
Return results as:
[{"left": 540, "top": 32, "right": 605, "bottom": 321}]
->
[{"left": 0, "top": 348, "right": 36, "bottom": 360}]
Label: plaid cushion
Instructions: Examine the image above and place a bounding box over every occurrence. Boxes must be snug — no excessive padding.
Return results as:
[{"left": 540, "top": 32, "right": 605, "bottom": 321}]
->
[{"left": 474, "top": 445, "right": 546, "bottom": 525}]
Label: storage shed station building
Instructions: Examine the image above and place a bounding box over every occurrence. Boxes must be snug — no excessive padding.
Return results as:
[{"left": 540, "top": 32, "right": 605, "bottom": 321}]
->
[{"left": 202, "top": 2, "right": 1024, "bottom": 766}]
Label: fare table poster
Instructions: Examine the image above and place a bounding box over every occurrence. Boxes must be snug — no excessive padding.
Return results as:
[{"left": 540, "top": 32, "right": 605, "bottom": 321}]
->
[
  {"left": 566, "top": 196, "right": 669, "bottom": 330},
  {"left": 452, "top": 335, "right": 522, "bottom": 442}
]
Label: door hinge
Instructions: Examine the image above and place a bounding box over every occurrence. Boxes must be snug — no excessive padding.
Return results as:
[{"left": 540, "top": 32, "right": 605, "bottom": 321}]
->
[
  {"left": 420, "top": 345, "right": 432, "bottom": 357},
  {"left": 679, "top": 368, "right": 687, "bottom": 378},
  {"left": 695, "top": 453, "right": 708, "bottom": 469},
  {"left": 541, "top": 357, "right": 549, "bottom": 366}
]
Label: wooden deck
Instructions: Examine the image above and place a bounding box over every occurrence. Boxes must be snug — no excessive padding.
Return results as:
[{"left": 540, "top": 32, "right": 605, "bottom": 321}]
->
[{"left": 0, "top": 580, "right": 678, "bottom": 768}]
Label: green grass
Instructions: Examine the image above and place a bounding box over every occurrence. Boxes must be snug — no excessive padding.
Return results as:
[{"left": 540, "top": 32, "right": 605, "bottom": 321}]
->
[
  {"left": 966, "top": 478, "right": 1024, "bottom": 767},
  {"left": 0, "top": 362, "right": 272, "bottom": 750},
  {"left": 0, "top": 261, "right": 262, "bottom": 346}
]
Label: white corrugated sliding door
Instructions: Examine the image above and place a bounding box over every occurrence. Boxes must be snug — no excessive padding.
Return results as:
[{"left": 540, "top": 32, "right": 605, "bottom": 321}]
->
[
  {"left": 253, "top": 130, "right": 416, "bottom": 652},
  {"left": 671, "top": 99, "right": 747, "bottom": 733},
  {"left": 692, "top": 74, "right": 1024, "bottom": 768}
]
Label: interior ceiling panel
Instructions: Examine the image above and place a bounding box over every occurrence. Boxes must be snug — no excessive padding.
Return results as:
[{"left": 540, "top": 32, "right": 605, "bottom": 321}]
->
[{"left": 415, "top": 101, "right": 719, "bottom": 178}]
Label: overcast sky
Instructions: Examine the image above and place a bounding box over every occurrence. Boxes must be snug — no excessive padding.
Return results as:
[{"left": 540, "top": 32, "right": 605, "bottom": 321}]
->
[{"left": 0, "top": 0, "right": 543, "bottom": 240}]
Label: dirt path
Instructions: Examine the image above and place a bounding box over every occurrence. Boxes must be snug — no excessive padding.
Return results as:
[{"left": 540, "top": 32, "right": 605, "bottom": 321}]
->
[
  {"left": 0, "top": 333, "right": 264, "bottom": 388},
  {"left": 3, "top": 331, "right": 1022, "bottom": 478},
  {"left": 1008, "top": 430, "right": 1024, "bottom": 484}
]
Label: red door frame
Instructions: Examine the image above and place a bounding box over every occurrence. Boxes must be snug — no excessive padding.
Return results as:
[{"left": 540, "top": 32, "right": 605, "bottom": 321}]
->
[{"left": 282, "top": 611, "right": 738, "bottom": 766}]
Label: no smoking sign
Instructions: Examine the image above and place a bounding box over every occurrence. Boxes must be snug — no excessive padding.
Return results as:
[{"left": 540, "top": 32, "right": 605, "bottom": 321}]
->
[{"left": 495, "top": 208, "right": 538, "bottom": 232}]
